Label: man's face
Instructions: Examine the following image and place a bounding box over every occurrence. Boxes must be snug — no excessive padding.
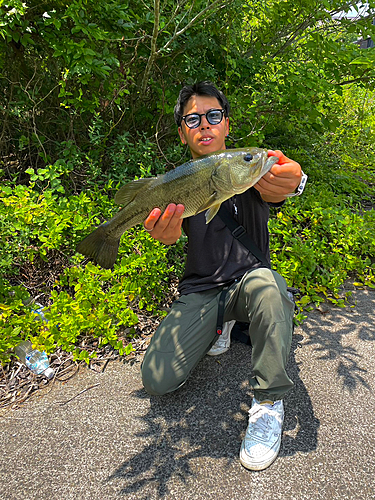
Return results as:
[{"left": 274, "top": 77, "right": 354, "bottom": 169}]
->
[{"left": 178, "top": 95, "right": 229, "bottom": 159}]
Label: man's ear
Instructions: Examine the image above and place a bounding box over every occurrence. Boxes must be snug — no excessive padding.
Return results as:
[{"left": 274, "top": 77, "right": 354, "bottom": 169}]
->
[
  {"left": 225, "top": 117, "right": 230, "bottom": 136},
  {"left": 178, "top": 126, "right": 186, "bottom": 144}
]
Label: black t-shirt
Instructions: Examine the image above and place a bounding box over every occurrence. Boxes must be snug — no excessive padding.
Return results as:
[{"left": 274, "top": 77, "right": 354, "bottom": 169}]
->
[{"left": 178, "top": 187, "right": 271, "bottom": 295}]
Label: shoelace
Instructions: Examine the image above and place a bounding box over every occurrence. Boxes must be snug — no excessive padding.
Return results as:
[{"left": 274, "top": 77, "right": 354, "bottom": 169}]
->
[{"left": 247, "top": 406, "right": 280, "bottom": 439}]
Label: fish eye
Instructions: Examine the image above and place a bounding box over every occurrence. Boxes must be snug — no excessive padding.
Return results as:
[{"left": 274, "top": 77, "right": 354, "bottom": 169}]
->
[{"left": 244, "top": 153, "right": 253, "bottom": 162}]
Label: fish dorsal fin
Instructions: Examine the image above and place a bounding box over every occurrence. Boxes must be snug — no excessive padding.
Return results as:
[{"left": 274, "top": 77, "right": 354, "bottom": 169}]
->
[
  {"left": 114, "top": 177, "right": 156, "bottom": 206},
  {"left": 195, "top": 192, "right": 218, "bottom": 215},
  {"left": 205, "top": 203, "right": 222, "bottom": 224}
]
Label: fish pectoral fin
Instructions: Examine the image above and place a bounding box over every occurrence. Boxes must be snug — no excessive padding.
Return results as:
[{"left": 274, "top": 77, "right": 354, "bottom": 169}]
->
[
  {"left": 195, "top": 192, "right": 219, "bottom": 215},
  {"left": 114, "top": 177, "right": 156, "bottom": 206},
  {"left": 204, "top": 203, "right": 222, "bottom": 224},
  {"left": 195, "top": 192, "right": 222, "bottom": 224}
]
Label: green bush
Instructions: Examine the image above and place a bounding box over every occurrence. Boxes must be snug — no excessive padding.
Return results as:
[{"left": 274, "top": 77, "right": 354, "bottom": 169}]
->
[
  {"left": 270, "top": 196, "right": 375, "bottom": 304},
  {"left": 0, "top": 173, "right": 174, "bottom": 364},
  {"left": 0, "top": 173, "right": 105, "bottom": 275},
  {"left": 269, "top": 143, "right": 375, "bottom": 315},
  {"left": 1, "top": 0, "right": 375, "bottom": 371}
]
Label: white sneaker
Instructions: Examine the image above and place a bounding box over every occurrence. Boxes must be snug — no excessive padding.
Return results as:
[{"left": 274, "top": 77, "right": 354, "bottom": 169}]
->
[
  {"left": 207, "top": 320, "right": 236, "bottom": 356},
  {"left": 239, "top": 398, "right": 284, "bottom": 471}
]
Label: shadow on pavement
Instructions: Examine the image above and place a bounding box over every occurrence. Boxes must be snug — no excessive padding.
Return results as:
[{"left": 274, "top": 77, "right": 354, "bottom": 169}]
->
[
  {"left": 301, "top": 292, "right": 375, "bottom": 392},
  {"left": 106, "top": 334, "right": 320, "bottom": 497},
  {"left": 105, "top": 289, "right": 375, "bottom": 498},
  {"left": 282, "top": 334, "right": 320, "bottom": 456}
]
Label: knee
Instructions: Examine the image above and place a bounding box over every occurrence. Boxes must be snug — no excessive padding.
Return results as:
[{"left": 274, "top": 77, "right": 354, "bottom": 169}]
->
[
  {"left": 244, "top": 268, "right": 282, "bottom": 293},
  {"left": 243, "top": 269, "right": 293, "bottom": 320},
  {"left": 243, "top": 269, "right": 277, "bottom": 304},
  {"left": 141, "top": 360, "right": 166, "bottom": 396},
  {"left": 141, "top": 354, "right": 181, "bottom": 396},
  {"left": 142, "top": 378, "right": 168, "bottom": 396},
  {"left": 141, "top": 375, "right": 168, "bottom": 397}
]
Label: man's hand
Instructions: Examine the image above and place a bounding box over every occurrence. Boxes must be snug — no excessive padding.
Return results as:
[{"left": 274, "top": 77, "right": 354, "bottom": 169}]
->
[
  {"left": 255, "top": 150, "right": 302, "bottom": 203},
  {"left": 144, "top": 203, "right": 185, "bottom": 245}
]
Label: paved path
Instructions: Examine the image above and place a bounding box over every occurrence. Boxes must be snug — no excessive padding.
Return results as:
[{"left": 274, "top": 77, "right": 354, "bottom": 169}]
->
[{"left": 1, "top": 286, "right": 375, "bottom": 500}]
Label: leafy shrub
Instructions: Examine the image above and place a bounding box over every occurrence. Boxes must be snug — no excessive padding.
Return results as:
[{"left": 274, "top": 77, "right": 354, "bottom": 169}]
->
[
  {"left": 105, "top": 132, "right": 167, "bottom": 182},
  {"left": 0, "top": 174, "right": 173, "bottom": 365},
  {"left": 269, "top": 144, "right": 375, "bottom": 313},
  {"left": 0, "top": 174, "right": 105, "bottom": 275},
  {"left": 270, "top": 197, "right": 375, "bottom": 305}
]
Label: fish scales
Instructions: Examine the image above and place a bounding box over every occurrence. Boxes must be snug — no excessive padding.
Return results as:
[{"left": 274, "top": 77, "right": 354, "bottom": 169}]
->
[
  {"left": 77, "top": 148, "right": 278, "bottom": 269},
  {"left": 103, "top": 159, "right": 216, "bottom": 239}
]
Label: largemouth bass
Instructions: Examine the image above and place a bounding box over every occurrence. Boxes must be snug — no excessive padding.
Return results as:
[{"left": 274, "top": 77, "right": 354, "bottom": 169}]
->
[{"left": 77, "top": 148, "right": 278, "bottom": 269}]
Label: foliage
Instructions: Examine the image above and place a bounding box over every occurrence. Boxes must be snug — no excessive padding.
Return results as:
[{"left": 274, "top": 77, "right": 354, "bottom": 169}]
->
[
  {"left": 320, "top": 85, "right": 375, "bottom": 181},
  {"left": 267, "top": 85, "right": 375, "bottom": 315},
  {"left": 1, "top": 0, "right": 375, "bottom": 174},
  {"left": 0, "top": 166, "right": 105, "bottom": 275},
  {"left": 270, "top": 159, "right": 375, "bottom": 310},
  {"left": 0, "top": 172, "right": 173, "bottom": 364},
  {"left": 0, "top": 0, "right": 375, "bottom": 364}
]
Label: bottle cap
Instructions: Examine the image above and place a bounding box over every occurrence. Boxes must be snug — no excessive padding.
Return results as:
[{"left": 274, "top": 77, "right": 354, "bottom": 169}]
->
[{"left": 43, "top": 367, "right": 54, "bottom": 379}]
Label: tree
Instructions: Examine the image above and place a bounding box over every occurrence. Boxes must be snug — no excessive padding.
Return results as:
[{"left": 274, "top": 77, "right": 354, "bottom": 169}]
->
[{"left": 0, "top": 0, "right": 374, "bottom": 174}]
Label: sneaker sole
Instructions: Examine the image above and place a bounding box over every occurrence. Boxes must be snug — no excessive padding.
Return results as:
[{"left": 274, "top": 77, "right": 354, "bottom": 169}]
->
[
  {"left": 206, "top": 346, "right": 230, "bottom": 356},
  {"left": 239, "top": 437, "right": 281, "bottom": 471}
]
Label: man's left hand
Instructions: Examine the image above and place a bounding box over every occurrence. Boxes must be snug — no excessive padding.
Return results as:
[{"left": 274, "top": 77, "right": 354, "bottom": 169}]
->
[{"left": 255, "top": 150, "right": 302, "bottom": 203}]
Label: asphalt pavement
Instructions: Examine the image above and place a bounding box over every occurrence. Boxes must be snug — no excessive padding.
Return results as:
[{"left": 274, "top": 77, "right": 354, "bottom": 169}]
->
[{"left": 1, "top": 284, "right": 375, "bottom": 500}]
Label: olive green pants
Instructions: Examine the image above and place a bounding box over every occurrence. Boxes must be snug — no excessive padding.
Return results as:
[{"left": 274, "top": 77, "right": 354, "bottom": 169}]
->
[{"left": 141, "top": 268, "right": 295, "bottom": 402}]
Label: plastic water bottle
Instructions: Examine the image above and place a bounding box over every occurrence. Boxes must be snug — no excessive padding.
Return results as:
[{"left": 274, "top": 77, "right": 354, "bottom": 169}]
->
[
  {"left": 22, "top": 299, "right": 49, "bottom": 323},
  {"left": 30, "top": 302, "right": 48, "bottom": 322},
  {"left": 14, "top": 340, "right": 54, "bottom": 379}
]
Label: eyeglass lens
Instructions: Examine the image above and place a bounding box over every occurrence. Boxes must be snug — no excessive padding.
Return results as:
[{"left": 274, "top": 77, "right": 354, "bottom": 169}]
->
[{"left": 184, "top": 109, "right": 224, "bottom": 128}]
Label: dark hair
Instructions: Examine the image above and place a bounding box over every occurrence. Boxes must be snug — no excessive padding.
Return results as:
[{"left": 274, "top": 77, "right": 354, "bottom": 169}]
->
[{"left": 174, "top": 81, "right": 230, "bottom": 127}]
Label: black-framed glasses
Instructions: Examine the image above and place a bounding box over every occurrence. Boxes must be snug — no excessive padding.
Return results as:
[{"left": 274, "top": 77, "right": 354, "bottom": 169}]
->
[{"left": 181, "top": 109, "right": 225, "bottom": 129}]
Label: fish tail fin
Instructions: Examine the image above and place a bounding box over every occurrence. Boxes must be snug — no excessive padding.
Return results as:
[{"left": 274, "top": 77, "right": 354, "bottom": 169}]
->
[{"left": 76, "top": 225, "right": 120, "bottom": 270}]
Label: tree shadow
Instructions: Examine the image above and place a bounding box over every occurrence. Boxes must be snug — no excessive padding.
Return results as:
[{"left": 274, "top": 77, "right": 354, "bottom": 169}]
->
[
  {"left": 281, "top": 333, "right": 320, "bottom": 456},
  {"left": 300, "top": 289, "right": 375, "bottom": 392},
  {"left": 105, "top": 333, "right": 320, "bottom": 498},
  {"left": 104, "top": 289, "right": 375, "bottom": 497}
]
